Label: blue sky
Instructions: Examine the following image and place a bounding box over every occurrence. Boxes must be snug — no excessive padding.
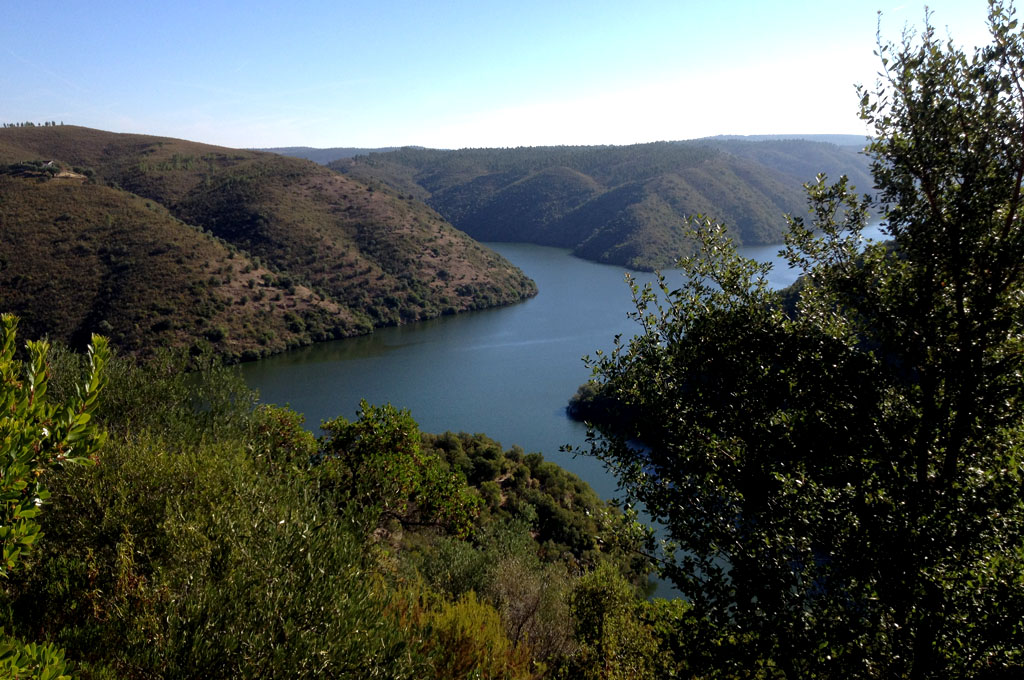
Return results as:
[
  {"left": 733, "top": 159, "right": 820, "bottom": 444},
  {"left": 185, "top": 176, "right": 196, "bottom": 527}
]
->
[{"left": 2, "top": 1, "right": 992, "bottom": 149}]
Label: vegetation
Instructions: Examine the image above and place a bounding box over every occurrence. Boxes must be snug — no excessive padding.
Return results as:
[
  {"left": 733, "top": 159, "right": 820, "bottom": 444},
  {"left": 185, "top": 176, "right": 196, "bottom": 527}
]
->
[
  {"left": 331, "top": 140, "right": 871, "bottom": 270},
  {"left": 7, "top": 2, "right": 1024, "bottom": 677},
  {"left": 0, "top": 171, "right": 352, "bottom": 361},
  {"left": 0, "top": 315, "right": 108, "bottom": 680},
  {"left": 0, "top": 127, "right": 536, "bottom": 361},
  {"left": 578, "top": 3, "right": 1024, "bottom": 676},
  {"left": 0, "top": 321, "right": 692, "bottom": 678},
  {"left": 1, "top": 122, "right": 63, "bottom": 129},
  {"left": 261, "top": 146, "right": 402, "bottom": 165}
]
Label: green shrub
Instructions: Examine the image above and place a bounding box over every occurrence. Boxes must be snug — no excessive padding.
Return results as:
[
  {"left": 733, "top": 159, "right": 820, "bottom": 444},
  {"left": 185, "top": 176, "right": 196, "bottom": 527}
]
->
[
  {"left": 3, "top": 353, "right": 425, "bottom": 678},
  {"left": 0, "top": 315, "right": 108, "bottom": 680},
  {"left": 398, "top": 589, "right": 533, "bottom": 680},
  {"left": 202, "top": 325, "right": 226, "bottom": 342}
]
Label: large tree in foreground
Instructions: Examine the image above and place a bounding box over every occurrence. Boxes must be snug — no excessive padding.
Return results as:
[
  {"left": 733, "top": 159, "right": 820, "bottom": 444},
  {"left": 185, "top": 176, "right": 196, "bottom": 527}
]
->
[{"left": 584, "top": 2, "right": 1024, "bottom": 677}]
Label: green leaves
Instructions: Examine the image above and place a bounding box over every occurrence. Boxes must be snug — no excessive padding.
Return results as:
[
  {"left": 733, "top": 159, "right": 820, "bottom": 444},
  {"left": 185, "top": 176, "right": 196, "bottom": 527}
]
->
[
  {"left": 317, "top": 401, "right": 480, "bottom": 537},
  {"left": 0, "top": 315, "right": 108, "bottom": 579},
  {"left": 583, "top": 2, "right": 1024, "bottom": 676},
  {"left": 0, "top": 630, "right": 72, "bottom": 680},
  {"left": 0, "top": 316, "right": 108, "bottom": 680}
]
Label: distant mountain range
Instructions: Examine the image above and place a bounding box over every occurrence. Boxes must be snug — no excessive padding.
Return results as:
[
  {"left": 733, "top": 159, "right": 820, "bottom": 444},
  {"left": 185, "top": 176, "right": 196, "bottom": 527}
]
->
[
  {"left": 263, "top": 135, "right": 871, "bottom": 166},
  {"left": 0, "top": 126, "right": 535, "bottom": 360},
  {"left": 319, "top": 139, "right": 873, "bottom": 270}
]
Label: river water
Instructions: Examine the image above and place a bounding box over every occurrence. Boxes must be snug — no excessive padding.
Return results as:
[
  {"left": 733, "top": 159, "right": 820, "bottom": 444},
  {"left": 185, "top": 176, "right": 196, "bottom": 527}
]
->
[{"left": 241, "top": 226, "right": 884, "bottom": 502}]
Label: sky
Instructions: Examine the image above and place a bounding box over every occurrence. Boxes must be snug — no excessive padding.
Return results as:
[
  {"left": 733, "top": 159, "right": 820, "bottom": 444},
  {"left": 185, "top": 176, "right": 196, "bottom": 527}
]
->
[{"left": 1, "top": 1, "right": 995, "bottom": 150}]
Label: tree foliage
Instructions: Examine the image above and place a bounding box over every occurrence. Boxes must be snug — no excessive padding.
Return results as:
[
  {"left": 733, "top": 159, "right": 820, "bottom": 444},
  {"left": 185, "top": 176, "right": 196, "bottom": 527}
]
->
[
  {"left": 583, "top": 3, "right": 1024, "bottom": 677},
  {"left": 317, "top": 402, "right": 481, "bottom": 537}
]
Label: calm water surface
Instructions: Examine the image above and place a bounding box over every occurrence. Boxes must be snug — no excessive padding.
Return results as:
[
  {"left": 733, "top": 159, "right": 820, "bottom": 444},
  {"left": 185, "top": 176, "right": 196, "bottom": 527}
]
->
[{"left": 242, "top": 227, "right": 884, "bottom": 501}]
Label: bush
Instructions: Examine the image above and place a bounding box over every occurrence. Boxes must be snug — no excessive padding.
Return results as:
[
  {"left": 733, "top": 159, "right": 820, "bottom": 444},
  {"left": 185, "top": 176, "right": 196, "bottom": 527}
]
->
[{"left": 3, "top": 352, "right": 425, "bottom": 678}]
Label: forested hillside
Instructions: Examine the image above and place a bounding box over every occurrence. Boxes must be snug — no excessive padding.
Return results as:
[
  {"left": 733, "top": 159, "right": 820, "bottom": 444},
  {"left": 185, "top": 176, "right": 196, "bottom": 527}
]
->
[
  {"left": 330, "top": 140, "right": 872, "bottom": 269},
  {"left": 0, "top": 127, "right": 536, "bottom": 360},
  {"left": 0, "top": 170, "right": 346, "bottom": 360}
]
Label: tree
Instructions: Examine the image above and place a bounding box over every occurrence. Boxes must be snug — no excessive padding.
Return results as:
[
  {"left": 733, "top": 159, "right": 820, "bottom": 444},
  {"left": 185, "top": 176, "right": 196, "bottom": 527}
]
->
[
  {"left": 566, "top": 562, "right": 663, "bottom": 680},
  {"left": 0, "top": 314, "right": 108, "bottom": 679},
  {"left": 582, "top": 2, "right": 1024, "bottom": 677},
  {"left": 316, "top": 401, "right": 480, "bottom": 537}
]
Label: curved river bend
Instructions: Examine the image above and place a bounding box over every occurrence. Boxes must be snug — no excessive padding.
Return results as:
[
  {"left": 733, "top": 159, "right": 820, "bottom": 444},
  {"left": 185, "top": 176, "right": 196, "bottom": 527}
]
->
[{"left": 242, "top": 230, "right": 883, "bottom": 502}]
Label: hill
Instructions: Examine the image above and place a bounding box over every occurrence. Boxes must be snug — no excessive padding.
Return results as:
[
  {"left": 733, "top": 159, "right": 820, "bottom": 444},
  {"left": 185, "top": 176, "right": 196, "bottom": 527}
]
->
[
  {"left": 260, "top": 145, "right": 405, "bottom": 165},
  {"left": 695, "top": 137, "right": 874, "bottom": 188},
  {"left": 331, "top": 140, "right": 873, "bottom": 270},
  {"left": 0, "top": 126, "right": 536, "bottom": 360}
]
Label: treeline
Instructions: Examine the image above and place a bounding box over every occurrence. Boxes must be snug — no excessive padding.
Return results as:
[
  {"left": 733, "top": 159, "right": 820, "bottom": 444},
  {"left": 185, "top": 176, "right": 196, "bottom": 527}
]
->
[
  {"left": 259, "top": 145, "right": 402, "bottom": 164},
  {"left": 2, "top": 121, "right": 63, "bottom": 128}
]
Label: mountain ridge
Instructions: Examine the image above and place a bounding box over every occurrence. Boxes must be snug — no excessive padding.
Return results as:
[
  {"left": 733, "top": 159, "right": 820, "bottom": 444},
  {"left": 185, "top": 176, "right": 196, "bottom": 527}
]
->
[{"left": 328, "top": 140, "right": 873, "bottom": 270}]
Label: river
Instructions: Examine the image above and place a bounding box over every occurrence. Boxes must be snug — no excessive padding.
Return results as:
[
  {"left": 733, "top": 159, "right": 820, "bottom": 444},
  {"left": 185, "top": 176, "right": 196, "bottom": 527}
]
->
[{"left": 241, "top": 225, "right": 884, "bottom": 502}]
